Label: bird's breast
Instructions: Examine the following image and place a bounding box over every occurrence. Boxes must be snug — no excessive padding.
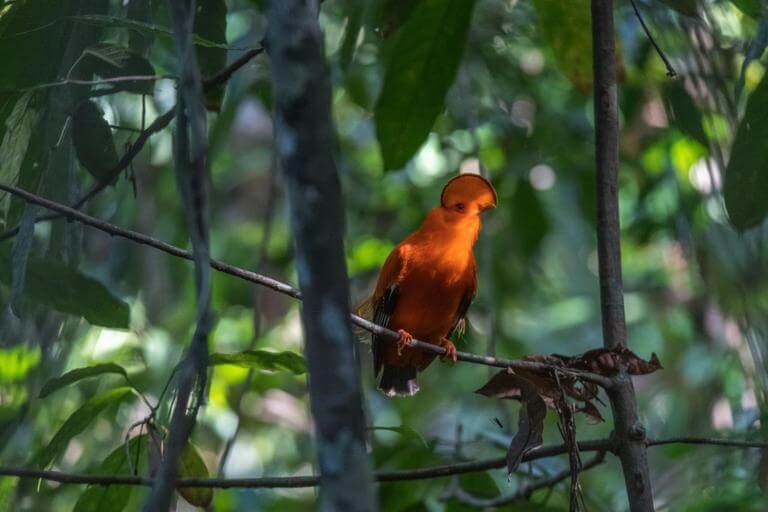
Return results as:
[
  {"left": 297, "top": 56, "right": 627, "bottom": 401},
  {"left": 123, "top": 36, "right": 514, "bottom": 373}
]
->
[{"left": 390, "top": 246, "right": 474, "bottom": 340}]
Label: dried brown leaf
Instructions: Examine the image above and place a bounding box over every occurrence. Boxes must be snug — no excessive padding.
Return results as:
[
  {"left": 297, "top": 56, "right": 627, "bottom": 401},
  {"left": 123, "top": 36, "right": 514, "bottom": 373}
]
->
[
  {"left": 505, "top": 376, "right": 546, "bottom": 475},
  {"left": 576, "top": 401, "right": 605, "bottom": 424}
]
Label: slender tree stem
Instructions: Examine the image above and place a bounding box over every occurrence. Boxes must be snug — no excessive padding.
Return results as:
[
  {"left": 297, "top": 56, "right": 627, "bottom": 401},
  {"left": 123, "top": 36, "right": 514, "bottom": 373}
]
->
[
  {"left": 591, "top": 0, "right": 655, "bottom": 510},
  {"left": 266, "top": 1, "right": 376, "bottom": 510}
]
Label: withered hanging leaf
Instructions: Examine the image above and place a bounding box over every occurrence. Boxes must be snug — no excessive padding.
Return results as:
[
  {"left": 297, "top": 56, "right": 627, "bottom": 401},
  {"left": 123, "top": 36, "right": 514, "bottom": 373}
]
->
[
  {"left": 475, "top": 371, "right": 546, "bottom": 474},
  {"left": 566, "top": 347, "right": 662, "bottom": 376},
  {"left": 506, "top": 376, "right": 546, "bottom": 475},
  {"left": 576, "top": 401, "right": 605, "bottom": 424}
]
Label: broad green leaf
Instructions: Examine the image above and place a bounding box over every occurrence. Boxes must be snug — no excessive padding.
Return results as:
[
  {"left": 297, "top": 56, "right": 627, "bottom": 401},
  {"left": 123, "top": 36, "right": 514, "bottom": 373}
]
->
[
  {"left": 177, "top": 442, "right": 212, "bottom": 507},
  {"left": 374, "top": 0, "right": 476, "bottom": 170},
  {"left": 33, "top": 387, "right": 134, "bottom": 469},
  {"left": 0, "top": 245, "right": 130, "bottom": 328},
  {"left": 368, "top": 425, "right": 428, "bottom": 447},
  {"left": 71, "top": 14, "right": 231, "bottom": 49},
  {"left": 510, "top": 180, "right": 550, "bottom": 258},
  {"left": 664, "top": 81, "right": 708, "bottom": 146},
  {"left": 723, "top": 74, "right": 768, "bottom": 230},
  {"left": 0, "top": 476, "right": 17, "bottom": 512},
  {"left": 731, "top": 0, "right": 764, "bottom": 18},
  {"left": 458, "top": 471, "right": 500, "bottom": 499},
  {"left": 194, "top": 0, "right": 227, "bottom": 111},
  {"left": 80, "top": 43, "right": 156, "bottom": 94},
  {"left": 73, "top": 435, "right": 147, "bottom": 512},
  {"left": 339, "top": 0, "right": 365, "bottom": 71},
  {"left": 9, "top": 204, "right": 37, "bottom": 315},
  {"left": 533, "top": 0, "right": 593, "bottom": 93},
  {"left": 39, "top": 363, "right": 128, "bottom": 398},
  {"left": 126, "top": 0, "right": 153, "bottom": 55},
  {"left": 654, "top": 0, "right": 699, "bottom": 16},
  {"left": 0, "top": 1, "right": 72, "bottom": 89},
  {"left": 209, "top": 349, "right": 306, "bottom": 374},
  {"left": 0, "top": 93, "right": 40, "bottom": 229},
  {"left": 72, "top": 100, "right": 120, "bottom": 184}
]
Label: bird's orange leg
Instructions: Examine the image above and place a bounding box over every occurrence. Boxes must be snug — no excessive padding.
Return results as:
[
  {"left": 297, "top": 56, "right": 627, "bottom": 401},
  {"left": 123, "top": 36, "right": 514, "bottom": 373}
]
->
[
  {"left": 439, "top": 337, "right": 458, "bottom": 364},
  {"left": 396, "top": 329, "right": 414, "bottom": 356}
]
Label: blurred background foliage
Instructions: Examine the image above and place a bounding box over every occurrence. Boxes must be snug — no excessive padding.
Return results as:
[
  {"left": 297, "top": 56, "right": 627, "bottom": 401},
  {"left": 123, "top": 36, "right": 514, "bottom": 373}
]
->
[{"left": 0, "top": 0, "right": 767, "bottom": 510}]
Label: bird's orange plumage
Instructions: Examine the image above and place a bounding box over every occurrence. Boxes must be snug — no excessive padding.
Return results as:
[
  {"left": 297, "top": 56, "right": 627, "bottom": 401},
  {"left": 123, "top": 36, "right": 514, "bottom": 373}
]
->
[{"left": 365, "top": 174, "right": 496, "bottom": 396}]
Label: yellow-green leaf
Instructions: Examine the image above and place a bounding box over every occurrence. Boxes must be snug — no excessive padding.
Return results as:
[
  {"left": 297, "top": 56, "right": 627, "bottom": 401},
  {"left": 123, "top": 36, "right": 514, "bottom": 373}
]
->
[
  {"left": 33, "top": 387, "right": 134, "bottom": 469},
  {"left": 177, "top": 442, "right": 212, "bottom": 507}
]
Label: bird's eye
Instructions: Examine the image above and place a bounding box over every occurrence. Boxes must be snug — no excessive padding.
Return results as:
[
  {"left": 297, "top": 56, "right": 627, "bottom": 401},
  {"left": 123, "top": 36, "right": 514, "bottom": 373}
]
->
[{"left": 455, "top": 203, "right": 465, "bottom": 212}]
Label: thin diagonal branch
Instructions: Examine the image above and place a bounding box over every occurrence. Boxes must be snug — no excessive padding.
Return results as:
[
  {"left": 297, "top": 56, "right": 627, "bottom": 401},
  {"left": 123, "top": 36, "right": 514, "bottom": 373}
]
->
[
  {"left": 0, "top": 182, "right": 614, "bottom": 389},
  {"left": 142, "top": 1, "right": 212, "bottom": 511},
  {"left": 446, "top": 451, "right": 606, "bottom": 508},
  {"left": 0, "top": 437, "right": 764, "bottom": 489}
]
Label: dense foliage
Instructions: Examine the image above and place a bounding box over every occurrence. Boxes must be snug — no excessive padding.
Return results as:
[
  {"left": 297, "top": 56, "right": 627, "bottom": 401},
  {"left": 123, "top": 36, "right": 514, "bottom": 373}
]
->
[{"left": 0, "top": 0, "right": 767, "bottom": 510}]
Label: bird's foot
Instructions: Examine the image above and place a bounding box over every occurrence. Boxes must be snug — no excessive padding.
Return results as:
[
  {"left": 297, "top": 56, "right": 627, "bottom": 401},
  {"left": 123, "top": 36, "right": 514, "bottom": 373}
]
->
[
  {"left": 439, "top": 337, "right": 458, "bottom": 364},
  {"left": 396, "top": 329, "right": 414, "bottom": 356}
]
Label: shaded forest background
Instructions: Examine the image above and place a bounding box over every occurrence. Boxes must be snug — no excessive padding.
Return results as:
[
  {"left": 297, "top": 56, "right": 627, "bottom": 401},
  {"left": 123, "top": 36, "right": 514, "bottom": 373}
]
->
[{"left": 1, "top": 0, "right": 767, "bottom": 510}]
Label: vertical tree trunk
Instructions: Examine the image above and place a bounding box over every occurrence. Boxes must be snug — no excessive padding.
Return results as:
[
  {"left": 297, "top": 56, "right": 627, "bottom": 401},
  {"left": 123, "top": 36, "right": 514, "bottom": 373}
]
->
[
  {"left": 266, "top": 1, "right": 377, "bottom": 511},
  {"left": 144, "top": 1, "right": 212, "bottom": 510},
  {"left": 591, "top": 1, "right": 655, "bottom": 510}
]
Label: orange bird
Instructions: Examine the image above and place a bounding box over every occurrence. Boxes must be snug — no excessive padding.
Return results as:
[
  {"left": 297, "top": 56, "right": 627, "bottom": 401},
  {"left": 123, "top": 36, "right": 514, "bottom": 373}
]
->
[{"left": 360, "top": 173, "right": 497, "bottom": 396}]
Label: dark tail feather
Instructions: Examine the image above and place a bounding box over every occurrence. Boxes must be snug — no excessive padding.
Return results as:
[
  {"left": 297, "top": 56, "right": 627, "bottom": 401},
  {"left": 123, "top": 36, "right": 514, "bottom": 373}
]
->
[{"left": 378, "top": 364, "right": 419, "bottom": 397}]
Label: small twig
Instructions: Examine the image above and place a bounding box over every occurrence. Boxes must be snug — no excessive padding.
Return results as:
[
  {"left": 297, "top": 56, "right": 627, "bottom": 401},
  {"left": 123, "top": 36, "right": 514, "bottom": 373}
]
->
[
  {"left": 6, "top": 75, "right": 176, "bottom": 93},
  {"left": 630, "top": 0, "right": 677, "bottom": 78}
]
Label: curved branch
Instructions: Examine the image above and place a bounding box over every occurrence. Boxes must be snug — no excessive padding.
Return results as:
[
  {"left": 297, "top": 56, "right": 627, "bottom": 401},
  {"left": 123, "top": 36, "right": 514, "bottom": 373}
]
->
[
  {"left": 0, "top": 436, "right": 764, "bottom": 489},
  {"left": 0, "top": 182, "right": 613, "bottom": 388}
]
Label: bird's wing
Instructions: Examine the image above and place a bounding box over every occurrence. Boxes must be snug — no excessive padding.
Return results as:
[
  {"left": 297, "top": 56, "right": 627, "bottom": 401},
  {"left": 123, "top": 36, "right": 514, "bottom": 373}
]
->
[
  {"left": 371, "top": 244, "right": 408, "bottom": 377},
  {"left": 448, "top": 259, "right": 477, "bottom": 340}
]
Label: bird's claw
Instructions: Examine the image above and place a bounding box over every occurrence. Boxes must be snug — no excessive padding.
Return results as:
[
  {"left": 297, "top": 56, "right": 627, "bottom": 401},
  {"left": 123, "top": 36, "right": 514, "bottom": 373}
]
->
[
  {"left": 396, "top": 329, "right": 413, "bottom": 356},
  {"left": 439, "top": 338, "right": 458, "bottom": 364}
]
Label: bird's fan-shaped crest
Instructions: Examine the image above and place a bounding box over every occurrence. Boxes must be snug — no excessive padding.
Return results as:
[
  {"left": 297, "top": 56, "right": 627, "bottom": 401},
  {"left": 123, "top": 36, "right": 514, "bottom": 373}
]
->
[{"left": 440, "top": 174, "right": 497, "bottom": 210}]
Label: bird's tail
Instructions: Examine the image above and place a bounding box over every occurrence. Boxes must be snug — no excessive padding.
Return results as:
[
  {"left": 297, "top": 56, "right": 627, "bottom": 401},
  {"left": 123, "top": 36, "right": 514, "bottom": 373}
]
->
[{"left": 378, "top": 364, "right": 419, "bottom": 397}]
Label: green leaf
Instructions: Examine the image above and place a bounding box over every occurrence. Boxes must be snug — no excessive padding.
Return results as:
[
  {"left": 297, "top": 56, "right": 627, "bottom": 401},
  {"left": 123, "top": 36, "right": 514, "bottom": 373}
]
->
[
  {"left": 126, "top": 0, "right": 153, "bottom": 55},
  {"left": 209, "top": 349, "right": 306, "bottom": 374},
  {"left": 724, "top": 74, "right": 768, "bottom": 230},
  {"left": 664, "top": 81, "right": 707, "bottom": 146},
  {"left": 654, "top": 0, "right": 699, "bottom": 17},
  {"left": 0, "top": 245, "right": 130, "bottom": 328},
  {"left": 731, "top": 0, "right": 764, "bottom": 18},
  {"left": 194, "top": 0, "right": 227, "bottom": 111},
  {"left": 0, "top": 93, "right": 40, "bottom": 229},
  {"left": 73, "top": 435, "right": 147, "bottom": 512},
  {"left": 339, "top": 0, "right": 365, "bottom": 71},
  {"left": 368, "top": 425, "right": 428, "bottom": 447},
  {"left": 177, "top": 442, "right": 212, "bottom": 507},
  {"left": 533, "top": 0, "right": 594, "bottom": 93},
  {"left": 0, "top": 1, "right": 73, "bottom": 89},
  {"left": 0, "top": 476, "right": 18, "bottom": 512},
  {"left": 374, "top": 0, "right": 477, "bottom": 170},
  {"left": 39, "top": 363, "right": 129, "bottom": 398},
  {"left": 33, "top": 387, "right": 134, "bottom": 469},
  {"left": 72, "top": 100, "right": 120, "bottom": 184},
  {"left": 80, "top": 43, "right": 156, "bottom": 95},
  {"left": 71, "top": 14, "right": 231, "bottom": 49}
]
